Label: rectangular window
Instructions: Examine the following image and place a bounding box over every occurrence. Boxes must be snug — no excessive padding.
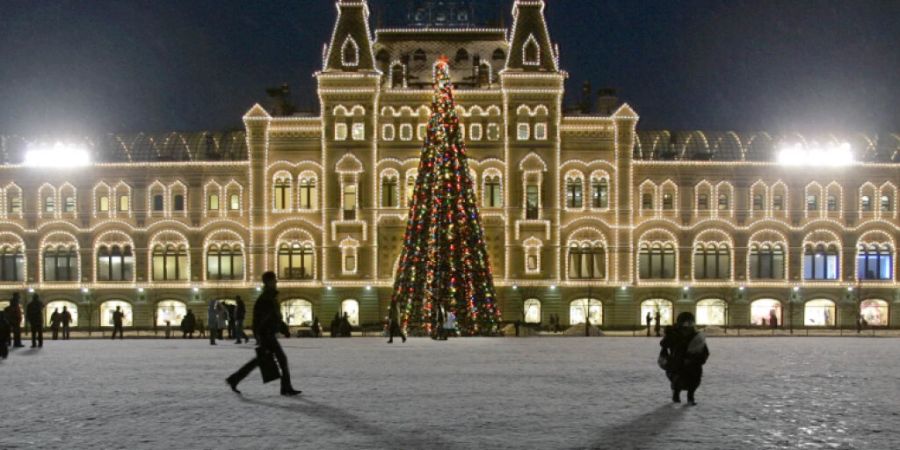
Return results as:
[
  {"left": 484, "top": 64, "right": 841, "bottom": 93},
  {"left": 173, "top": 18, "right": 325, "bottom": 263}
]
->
[
  {"left": 382, "top": 179, "right": 397, "bottom": 207},
  {"left": 399, "top": 124, "right": 413, "bottom": 141},
  {"left": 487, "top": 123, "right": 500, "bottom": 141},
  {"left": 343, "top": 184, "right": 357, "bottom": 220},
  {"left": 344, "top": 255, "right": 356, "bottom": 273},
  {"left": 351, "top": 122, "right": 365, "bottom": 141},
  {"left": 773, "top": 195, "right": 784, "bottom": 211},
  {"left": 173, "top": 195, "right": 185, "bottom": 212},
  {"left": 299, "top": 182, "right": 316, "bottom": 210},
  {"left": 152, "top": 195, "right": 164, "bottom": 212},
  {"left": 697, "top": 194, "right": 709, "bottom": 210},
  {"left": 525, "top": 184, "right": 539, "bottom": 219},
  {"left": 881, "top": 195, "right": 892, "bottom": 212},
  {"left": 827, "top": 195, "right": 837, "bottom": 211},
  {"left": 470, "top": 124, "right": 483, "bottom": 141},
  {"left": 98, "top": 196, "right": 109, "bottom": 212},
  {"left": 334, "top": 123, "right": 348, "bottom": 141},
  {"left": 752, "top": 194, "right": 763, "bottom": 211},
  {"left": 526, "top": 254, "right": 538, "bottom": 271},
  {"left": 64, "top": 197, "right": 76, "bottom": 213},
  {"left": 417, "top": 124, "right": 427, "bottom": 141},
  {"left": 208, "top": 194, "right": 219, "bottom": 211},
  {"left": 641, "top": 193, "right": 653, "bottom": 210},
  {"left": 485, "top": 178, "right": 501, "bottom": 208},
  {"left": 807, "top": 195, "right": 818, "bottom": 211},
  {"left": 382, "top": 124, "right": 395, "bottom": 141},
  {"left": 534, "top": 123, "right": 548, "bottom": 140},
  {"left": 663, "top": 193, "right": 674, "bottom": 210},
  {"left": 274, "top": 183, "right": 291, "bottom": 211},
  {"left": 8, "top": 195, "right": 21, "bottom": 214},
  {"left": 517, "top": 123, "right": 530, "bottom": 141},
  {"left": 718, "top": 194, "right": 729, "bottom": 211},
  {"left": 591, "top": 179, "right": 608, "bottom": 209},
  {"left": 118, "top": 195, "right": 129, "bottom": 212},
  {"left": 229, "top": 194, "right": 240, "bottom": 210},
  {"left": 861, "top": 196, "right": 872, "bottom": 211}
]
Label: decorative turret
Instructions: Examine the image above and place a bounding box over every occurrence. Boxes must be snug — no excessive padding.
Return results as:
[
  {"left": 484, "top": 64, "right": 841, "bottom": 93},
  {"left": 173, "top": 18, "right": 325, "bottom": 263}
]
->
[
  {"left": 323, "top": 0, "right": 376, "bottom": 72},
  {"left": 505, "top": 0, "right": 558, "bottom": 72}
]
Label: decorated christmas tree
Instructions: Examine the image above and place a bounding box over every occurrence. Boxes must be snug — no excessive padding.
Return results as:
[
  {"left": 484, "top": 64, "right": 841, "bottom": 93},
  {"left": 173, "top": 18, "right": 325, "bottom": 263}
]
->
[{"left": 390, "top": 56, "right": 502, "bottom": 336}]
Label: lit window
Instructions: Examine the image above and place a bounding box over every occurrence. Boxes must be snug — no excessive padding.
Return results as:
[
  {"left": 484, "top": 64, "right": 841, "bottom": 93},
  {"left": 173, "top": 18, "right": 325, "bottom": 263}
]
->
[
  {"left": 857, "top": 244, "right": 893, "bottom": 280},
  {"left": 663, "top": 192, "right": 674, "bottom": 210},
  {"left": 43, "top": 245, "right": 77, "bottom": 282},
  {"left": 517, "top": 123, "right": 530, "bottom": 141},
  {"left": 274, "top": 178, "right": 291, "bottom": 211},
  {"left": 152, "top": 244, "right": 188, "bottom": 281},
  {"left": 97, "top": 245, "right": 134, "bottom": 282},
  {"left": 568, "top": 244, "right": 605, "bottom": 280},
  {"left": 591, "top": 178, "right": 608, "bottom": 209},
  {"left": 803, "top": 244, "right": 839, "bottom": 280},
  {"left": 206, "top": 244, "right": 244, "bottom": 280},
  {"left": 638, "top": 244, "right": 676, "bottom": 279},
  {"left": 298, "top": 178, "right": 317, "bottom": 210},
  {"left": 98, "top": 196, "right": 109, "bottom": 212},
  {"left": 693, "top": 244, "right": 731, "bottom": 279},
  {"left": 861, "top": 195, "right": 872, "bottom": 211},
  {"left": 281, "top": 299, "right": 313, "bottom": 326},
  {"left": 525, "top": 184, "right": 539, "bottom": 219},
  {"left": 773, "top": 195, "right": 784, "bottom": 211},
  {"left": 570, "top": 299, "right": 603, "bottom": 326},
  {"left": 208, "top": 194, "right": 219, "bottom": 211},
  {"left": 717, "top": 193, "right": 729, "bottom": 210},
  {"left": 229, "top": 194, "right": 240, "bottom": 211},
  {"left": 698, "top": 193, "right": 709, "bottom": 210},
  {"left": 881, "top": 195, "right": 892, "bottom": 212},
  {"left": 484, "top": 176, "right": 501, "bottom": 208},
  {"left": 566, "top": 178, "right": 583, "bottom": 208},
  {"left": 382, "top": 177, "right": 398, "bottom": 208},
  {"left": 279, "top": 243, "right": 314, "bottom": 280},
  {"left": 524, "top": 299, "right": 541, "bottom": 324},
  {"left": 749, "top": 244, "right": 785, "bottom": 280},
  {"left": 64, "top": 196, "right": 76, "bottom": 213},
  {"left": 334, "top": 123, "right": 348, "bottom": 141},
  {"left": 0, "top": 246, "right": 25, "bottom": 281},
  {"left": 534, "top": 123, "right": 548, "bottom": 140},
  {"left": 806, "top": 195, "right": 818, "bottom": 211},
  {"left": 351, "top": 123, "right": 365, "bottom": 141},
  {"left": 118, "top": 195, "right": 129, "bottom": 212},
  {"left": 44, "top": 196, "right": 55, "bottom": 213}
]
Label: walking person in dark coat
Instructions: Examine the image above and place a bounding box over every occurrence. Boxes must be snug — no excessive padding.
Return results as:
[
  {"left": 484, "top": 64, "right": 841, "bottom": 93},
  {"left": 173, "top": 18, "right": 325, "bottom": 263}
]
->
[
  {"left": 61, "top": 306, "right": 72, "bottom": 340},
  {"left": 5, "top": 293, "right": 24, "bottom": 348},
  {"left": 311, "top": 316, "right": 321, "bottom": 338},
  {"left": 208, "top": 300, "right": 219, "bottom": 345},
  {"left": 226, "top": 272, "right": 300, "bottom": 396},
  {"left": 26, "top": 294, "right": 44, "bottom": 348},
  {"left": 111, "top": 306, "right": 125, "bottom": 339},
  {"left": 0, "top": 311, "right": 10, "bottom": 358},
  {"left": 339, "top": 312, "right": 352, "bottom": 337},
  {"left": 50, "top": 308, "right": 61, "bottom": 340},
  {"left": 387, "top": 302, "right": 406, "bottom": 344},
  {"left": 330, "top": 312, "right": 340, "bottom": 337},
  {"left": 233, "top": 297, "right": 248, "bottom": 344},
  {"left": 181, "top": 309, "right": 196, "bottom": 338},
  {"left": 645, "top": 312, "right": 653, "bottom": 337},
  {"left": 660, "top": 312, "right": 710, "bottom": 406},
  {"left": 225, "top": 302, "right": 237, "bottom": 340},
  {"left": 654, "top": 311, "right": 662, "bottom": 337}
]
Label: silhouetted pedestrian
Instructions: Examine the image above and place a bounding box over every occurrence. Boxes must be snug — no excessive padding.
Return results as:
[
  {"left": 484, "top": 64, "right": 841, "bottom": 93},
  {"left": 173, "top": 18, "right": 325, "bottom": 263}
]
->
[
  {"left": 50, "top": 308, "right": 61, "bottom": 340},
  {"left": 339, "top": 312, "right": 351, "bottom": 337},
  {"left": 769, "top": 309, "right": 778, "bottom": 328},
  {"left": 654, "top": 311, "right": 661, "bottom": 337},
  {"left": 311, "top": 316, "right": 321, "bottom": 338},
  {"left": 234, "top": 297, "right": 248, "bottom": 344},
  {"left": 515, "top": 319, "right": 521, "bottom": 337},
  {"left": 61, "top": 306, "right": 72, "bottom": 340},
  {"left": 226, "top": 272, "right": 300, "bottom": 396},
  {"left": 0, "top": 311, "right": 10, "bottom": 359},
  {"left": 4, "top": 293, "right": 23, "bottom": 347},
  {"left": 646, "top": 312, "right": 653, "bottom": 337},
  {"left": 26, "top": 294, "right": 44, "bottom": 348},
  {"left": 225, "top": 302, "right": 236, "bottom": 340},
  {"left": 208, "top": 300, "right": 219, "bottom": 345},
  {"left": 181, "top": 309, "right": 196, "bottom": 338},
  {"left": 111, "top": 306, "right": 125, "bottom": 339},
  {"left": 660, "top": 312, "right": 710, "bottom": 406},
  {"left": 387, "top": 303, "right": 406, "bottom": 344},
  {"left": 330, "top": 312, "right": 339, "bottom": 337}
]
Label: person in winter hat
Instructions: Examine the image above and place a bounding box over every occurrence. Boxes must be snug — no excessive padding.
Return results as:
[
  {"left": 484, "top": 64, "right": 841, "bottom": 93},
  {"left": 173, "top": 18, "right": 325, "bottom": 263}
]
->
[{"left": 659, "top": 312, "right": 710, "bottom": 406}]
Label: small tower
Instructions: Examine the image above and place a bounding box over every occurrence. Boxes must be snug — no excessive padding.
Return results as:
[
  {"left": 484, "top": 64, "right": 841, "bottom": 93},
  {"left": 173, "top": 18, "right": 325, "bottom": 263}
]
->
[
  {"left": 504, "top": 0, "right": 558, "bottom": 72},
  {"left": 322, "top": 0, "right": 377, "bottom": 73}
]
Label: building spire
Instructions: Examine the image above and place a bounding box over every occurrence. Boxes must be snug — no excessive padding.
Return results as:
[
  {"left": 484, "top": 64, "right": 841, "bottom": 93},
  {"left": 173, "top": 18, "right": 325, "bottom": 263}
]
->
[
  {"left": 505, "top": 0, "right": 558, "bottom": 72},
  {"left": 323, "top": 0, "right": 376, "bottom": 72}
]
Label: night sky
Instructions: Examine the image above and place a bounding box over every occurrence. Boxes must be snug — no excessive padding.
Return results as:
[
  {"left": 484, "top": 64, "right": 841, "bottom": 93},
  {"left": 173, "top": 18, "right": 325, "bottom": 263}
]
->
[{"left": 0, "top": 0, "right": 897, "bottom": 136}]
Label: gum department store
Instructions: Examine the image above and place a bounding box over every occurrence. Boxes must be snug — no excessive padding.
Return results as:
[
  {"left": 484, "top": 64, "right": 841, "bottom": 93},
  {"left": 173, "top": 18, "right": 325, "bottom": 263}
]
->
[{"left": 1, "top": 0, "right": 898, "bottom": 332}]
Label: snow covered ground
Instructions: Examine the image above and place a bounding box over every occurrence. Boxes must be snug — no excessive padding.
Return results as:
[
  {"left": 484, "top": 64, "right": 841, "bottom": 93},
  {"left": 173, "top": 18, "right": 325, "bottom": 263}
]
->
[{"left": 1, "top": 336, "right": 898, "bottom": 449}]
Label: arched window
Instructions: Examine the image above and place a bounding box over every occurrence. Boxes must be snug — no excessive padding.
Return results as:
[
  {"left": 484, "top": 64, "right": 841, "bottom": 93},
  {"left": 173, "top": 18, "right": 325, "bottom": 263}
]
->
[
  {"left": 97, "top": 245, "right": 134, "bottom": 282},
  {"left": 567, "top": 243, "right": 605, "bottom": 279},
  {"left": 45, "top": 301, "right": 78, "bottom": 327},
  {"left": 173, "top": 194, "right": 185, "bottom": 212},
  {"left": 152, "top": 194, "right": 164, "bottom": 212},
  {"left": 861, "top": 195, "right": 872, "bottom": 211},
  {"left": 391, "top": 64, "right": 405, "bottom": 88},
  {"left": 342, "top": 37, "right": 359, "bottom": 66},
  {"left": 524, "top": 299, "right": 541, "bottom": 324},
  {"left": 381, "top": 176, "right": 398, "bottom": 207},
  {"left": 64, "top": 196, "right": 76, "bottom": 213},
  {"left": 525, "top": 183, "right": 539, "bottom": 219},
  {"left": 565, "top": 178, "right": 583, "bottom": 208},
  {"left": 152, "top": 244, "right": 188, "bottom": 281},
  {"left": 569, "top": 299, "right": 602, "bottom": 326},
  {"left": 717, "top": 193, "right": 729, "bottom": 210},
  {"left": 641, "top": 192, "right": 654, "bottom": 210},
  {"left": 412, "top": 49, "right": 426, "bottom": 63},
  {"left": 0, "top": 246, "right": 25, "bottom": 281},
  {"left": 44, "top": 195, "right": 55, "bottom": 213},
  {"left": 750, "top": 299, "right": 782, "bottom": 327},
  {"left": 696, "top": 299, "right": 726, "bottom": 326},
  {"left": 454, "top": 48, "right": 469, "bottom": 63},
  {"left": 156, "top": 300, "right": 187, "bottom": 327},
  {"left": 274, "top": 176, "right": 292, "bottom": 211},
  {"left": 752, "top": 194, "right": 764, "bottom": 212},
  {"left": 591, "top": 178, "right": 609, "bottom": 209},
  {"left": 749, "top": 244, "right": 785, "bottom": 279},
  {"left": 803, "top": 244, "right": 839, "bottom": 280},
  {"left": 207, "top": 244, "right": 244, "bottom": 280},
  {"left": 100, "top": 301, "right": 132, "bottom": 327},
  {"left": 278, "top": 243, "right": 314, "bottom": 280},
  {"left": 860, "top": 299, "right": 889, "bottom": 326},
  {"left": 639, "top": 243, "right": 676, "bottom": 279},
  {"left": 693, "top": 244, "right": 730, "bottom": 279},
  {"left": 804, "top": 299, "right": 836, "bottom": 327},
  {"left": 523, "top": 36, "right": 539, "bottom": 65},
  {"left": 492, "top": 48, "right": 506, "bottom": 61},
  {"left": 298, "top": 177, "right": 317, "bottom": 210},
  {"left": 881, "top": 194, "right": 893, "bottom": 212},
  {"left": 640, "top": 299, "right": 673, "bottom": 326},
  {"left": 281, "top": 299, "right": 313, "bottom": 326},
  {"left": 662, "top": 192, "right": 674, "bottom": 210},
  {"left": 341, "top": 299, "right": 360, "bottom": 327},
  {"left": 118, "top": 194, "right": 129, "bottom": 212},
  {"left": 857, "top": 244, "right": 892, "bottom": 280},
  {"left": 43, "top": 245, "right": 78, "bottom": 282},
  {"left": 208, "top": 194, "right": 220, "bottom": 211},
  {"left": 6, "top": 188, "right": 22, "bottom": 214}
]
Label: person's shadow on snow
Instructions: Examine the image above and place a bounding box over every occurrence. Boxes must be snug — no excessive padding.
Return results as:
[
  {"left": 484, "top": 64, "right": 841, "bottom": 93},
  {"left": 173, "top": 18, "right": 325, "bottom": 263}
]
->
[
  {"left": 239, "top": 396, "right": 456, "bottom": 449},
  {"left": 587, "top": 404, "right": 686, "bottom": 449}
]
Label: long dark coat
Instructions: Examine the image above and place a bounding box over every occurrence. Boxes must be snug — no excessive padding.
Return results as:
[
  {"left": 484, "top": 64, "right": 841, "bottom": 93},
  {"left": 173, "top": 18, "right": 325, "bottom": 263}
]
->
[{"left": 660, "top": 326, "right": 710, "bottom": 391}]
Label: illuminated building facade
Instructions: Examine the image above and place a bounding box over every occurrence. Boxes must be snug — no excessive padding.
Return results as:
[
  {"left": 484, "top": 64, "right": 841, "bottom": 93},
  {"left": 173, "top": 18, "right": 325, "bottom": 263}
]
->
[{"left": 1, "top": 0, "right": 898, "bottom": 331}]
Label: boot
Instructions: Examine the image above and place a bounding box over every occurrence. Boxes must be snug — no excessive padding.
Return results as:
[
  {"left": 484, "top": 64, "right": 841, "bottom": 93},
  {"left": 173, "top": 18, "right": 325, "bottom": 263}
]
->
[
  {"left": 687, "top": 390, "right": 696, "bottom": 406},
  {"left": 672, "top": 390, "right": 681, "bottom": 403}
]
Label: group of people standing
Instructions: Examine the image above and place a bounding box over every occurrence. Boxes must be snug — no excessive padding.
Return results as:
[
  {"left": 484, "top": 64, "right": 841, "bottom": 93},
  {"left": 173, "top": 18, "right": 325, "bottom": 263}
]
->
[
  {"left": 1, "top": 293, "right": 71, "bottom": 352},
  {"left": 205, "top": 297, "right": 249, "bottom": 345},
  {"left": 329, "top": 312, "right": 353, "bottom": 337},
  {"left": 645, "top": 311, "right": 663, "bottom": 337}
]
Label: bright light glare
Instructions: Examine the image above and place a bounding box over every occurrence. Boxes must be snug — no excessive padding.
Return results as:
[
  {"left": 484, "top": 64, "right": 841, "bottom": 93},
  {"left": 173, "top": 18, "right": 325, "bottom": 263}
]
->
[
  {"left": 777, "top": 142, "right": 853, "bottom": 167},
  {"left": 24, "top": 142, "right": 91, "bottom": 168}
]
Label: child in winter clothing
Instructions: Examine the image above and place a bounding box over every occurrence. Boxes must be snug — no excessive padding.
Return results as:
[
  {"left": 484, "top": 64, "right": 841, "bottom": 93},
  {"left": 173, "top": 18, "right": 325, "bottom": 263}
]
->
[{"left": 660, "top": 312, "right": 710, "bottom": 405}]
